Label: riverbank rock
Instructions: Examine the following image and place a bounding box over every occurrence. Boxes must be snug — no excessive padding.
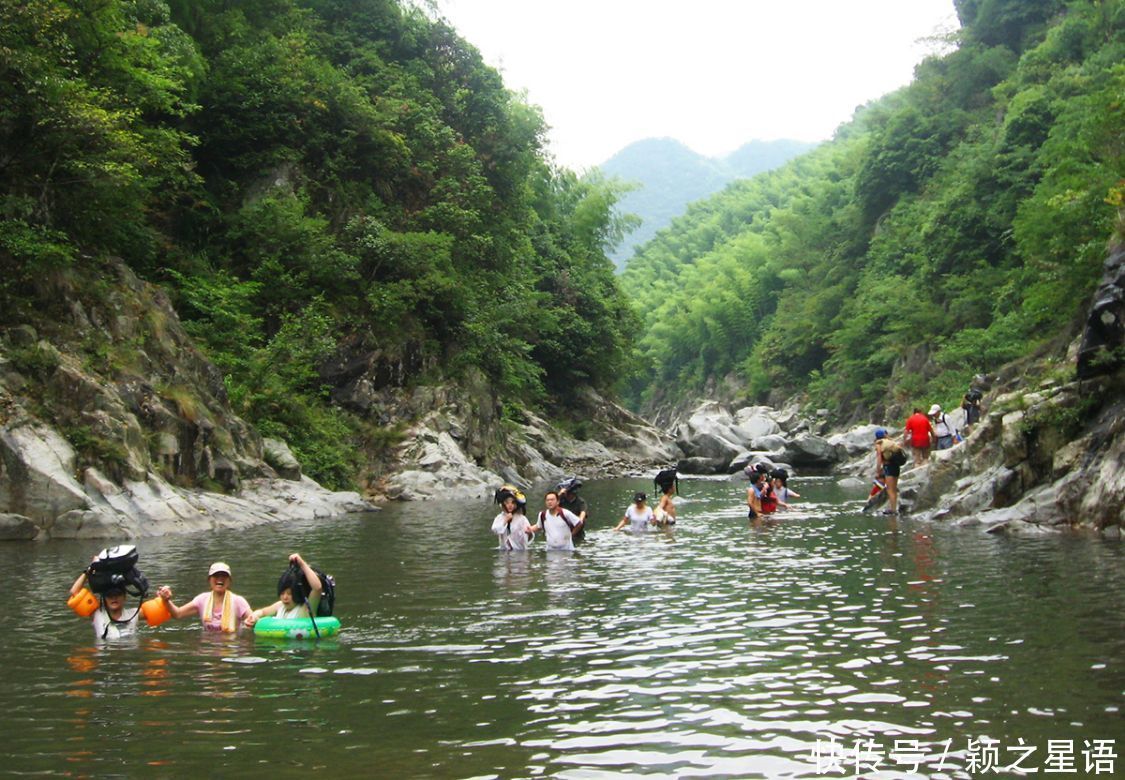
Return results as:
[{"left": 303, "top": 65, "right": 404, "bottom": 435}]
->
[
  {"left": 672, "top": 401, "right": 843, "bottom": 474},
  {"left": 0, "top": 259, "right": 376, "bottom": 539},
  {"left": 905, "top": 366, "right": 1125, "bottom": 534},
  {"left": 370, "top": 377, "right": 680, "bottom": 501}
]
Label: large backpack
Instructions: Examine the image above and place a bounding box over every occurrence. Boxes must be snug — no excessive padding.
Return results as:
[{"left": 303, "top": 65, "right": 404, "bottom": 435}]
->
[
  {"left": 654, "top": 468, "right": 678, "bottom": 494},
  {"left": 279, "top": 564, "right": 336, "bottom": 617},
  {"left": 882, "top": 439, "right": 908, "bottom": 467},
  {"left": 87, "top": 545, "right": 149, "bottom": 597}
]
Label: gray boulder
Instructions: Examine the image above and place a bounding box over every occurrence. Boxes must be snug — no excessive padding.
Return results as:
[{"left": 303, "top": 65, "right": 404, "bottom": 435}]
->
[
  {"left": 731, "top": 406, "right": 781, "bottom": 440},
  {"left": 262, "top": 437, "right": 302, "bottom": 481},
  {"left": 0, "top": 513, "right": 39, "bottom": 540},
  {"left": 782, "top": 432, "right": 840, "bottom": 467}
]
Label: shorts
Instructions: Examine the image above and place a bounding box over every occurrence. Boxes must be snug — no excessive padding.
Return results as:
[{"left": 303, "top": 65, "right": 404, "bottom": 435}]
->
[
  {"left": 883, "top": 463, "right": 901, "bottom": 479},
  {"left": 936, "top": 435, "right": 954, "bottom": 450}
]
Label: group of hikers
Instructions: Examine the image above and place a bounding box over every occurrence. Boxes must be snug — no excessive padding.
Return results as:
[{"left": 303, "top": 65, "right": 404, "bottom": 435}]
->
[
  {"left": 68, "top": 548, "right": 326, "bottom": 640},
  {"left": 493, "top": 464, "right": 805, "bottom": 550},
  {"left": 871, "top": 385, "right": 986, "bottom": 516},
  {"left": 491, "top": 471, "right": 683, "bottom": 551}
]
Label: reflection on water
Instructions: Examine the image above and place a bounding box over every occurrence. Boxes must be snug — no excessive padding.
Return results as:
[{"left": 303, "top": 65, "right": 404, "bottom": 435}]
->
[{"left": 1, "top": 477, "right": 1122, "bottom": 777}]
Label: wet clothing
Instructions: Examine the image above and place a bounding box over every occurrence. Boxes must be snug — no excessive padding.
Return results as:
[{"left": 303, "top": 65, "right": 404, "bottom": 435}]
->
[
  {"left": 624, "top": 504, "right": 654, "bottom": 532},
  {"left": 189, "top": 591, "right": 252, "bottom": 632},
  {"left": 539, "top": 508, "right": 582, "bottom": 550},
  {"left": 92, "top": 607, "right": 139, "bottom": 641},
  {"left": 276, "top": 603, "right": 311, "bottom": 620},
  {"left": 558, "top": 493, "right": 587, "bottom": 542},
  {"left": 492, "top": 511, "right": 533, "bottom": 551},
  {"left": 759, "top": 483, "right": 779, "bottom": 514}
]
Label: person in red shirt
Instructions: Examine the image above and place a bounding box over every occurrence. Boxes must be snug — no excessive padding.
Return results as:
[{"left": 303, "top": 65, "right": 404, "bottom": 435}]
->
[{"left": 904, "top": 408, "right": 936, "bottom": 465}]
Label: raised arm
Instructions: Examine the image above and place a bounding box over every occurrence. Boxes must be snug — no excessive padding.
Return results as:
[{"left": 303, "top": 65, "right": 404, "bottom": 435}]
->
[
  {"left": 291, "top": 554, "right": 322, "bottom": 598},
  {"left": 69, "top": 555, "right": 98, "bottom": 596}
]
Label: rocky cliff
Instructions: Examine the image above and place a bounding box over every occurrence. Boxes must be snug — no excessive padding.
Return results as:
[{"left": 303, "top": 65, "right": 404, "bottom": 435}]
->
[
  {"left": 0, "top": 258, "right": 371, "bottom": 539},
  {"left": 0, "top": 258, "right": 679, "bottom": 537}
]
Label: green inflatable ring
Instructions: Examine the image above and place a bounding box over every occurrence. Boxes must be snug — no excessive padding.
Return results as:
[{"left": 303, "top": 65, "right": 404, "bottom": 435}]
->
[{"left": 253, "top": 615, "right": 341, "bottom": 639}]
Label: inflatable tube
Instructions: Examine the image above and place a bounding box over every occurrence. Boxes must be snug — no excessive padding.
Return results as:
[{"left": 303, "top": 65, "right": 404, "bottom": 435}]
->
[{"left": 253, "top": 616, "right": 341, "bottom": 640}]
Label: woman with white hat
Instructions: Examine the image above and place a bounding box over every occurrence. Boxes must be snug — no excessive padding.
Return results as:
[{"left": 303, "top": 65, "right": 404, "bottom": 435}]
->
[{"left": 157, "top": 562, "right": 254, "bottom": 632}]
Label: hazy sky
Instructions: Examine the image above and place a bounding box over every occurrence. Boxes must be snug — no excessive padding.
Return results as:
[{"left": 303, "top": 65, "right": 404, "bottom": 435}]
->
[{"left": 435, "top": 1, "right": 959, "bottom": 171}]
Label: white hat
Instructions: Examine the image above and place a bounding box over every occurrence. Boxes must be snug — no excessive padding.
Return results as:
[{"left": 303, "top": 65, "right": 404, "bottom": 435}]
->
[
  {"left": 928, "top": 404, "right": 942, "bottom": 415},
  {"left": 208, "top": 562, "right": 232, "bottom": 577}
]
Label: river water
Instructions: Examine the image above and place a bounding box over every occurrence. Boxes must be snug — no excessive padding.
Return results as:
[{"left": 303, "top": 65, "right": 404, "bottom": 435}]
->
[{"left": 1, "top": 476, "right": 1121, "bottom": 778}]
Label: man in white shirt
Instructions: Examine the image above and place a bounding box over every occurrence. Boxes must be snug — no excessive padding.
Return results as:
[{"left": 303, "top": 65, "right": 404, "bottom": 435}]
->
[{"left": 531, "top": 491, "right": 583, "bottom": 550}]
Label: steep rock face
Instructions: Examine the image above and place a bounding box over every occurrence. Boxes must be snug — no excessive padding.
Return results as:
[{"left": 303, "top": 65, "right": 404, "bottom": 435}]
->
[
  {"left": 1077, "top": 247, "right": 1125, "bottom": 378},
  {"left": 0, "top": 259, "right": 372, "bottom": 539},
  {"left": 903, "top": 247, "right": 1125, "bottom": 533},
  {"left": 344, "top": 372, "right": 680, "bottom": 501}
]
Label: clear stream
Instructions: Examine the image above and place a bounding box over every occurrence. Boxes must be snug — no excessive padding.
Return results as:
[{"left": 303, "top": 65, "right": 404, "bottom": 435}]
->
[{"left": 1, "top": 476, "right": 1121, "bottom": 778}]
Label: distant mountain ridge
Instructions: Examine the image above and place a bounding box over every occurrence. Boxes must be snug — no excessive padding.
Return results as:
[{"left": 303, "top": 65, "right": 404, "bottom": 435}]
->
[{"left": 598, "top": 138, "right": 818, "bottom": 271}]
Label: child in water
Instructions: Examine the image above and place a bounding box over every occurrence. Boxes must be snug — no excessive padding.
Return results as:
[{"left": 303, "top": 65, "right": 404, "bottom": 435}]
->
[
  {"left": 244, "top": 553, "right": 323, "bottom": 625},
  {"left": 69, "top": 556, "right": 139, "bottom": 641}
]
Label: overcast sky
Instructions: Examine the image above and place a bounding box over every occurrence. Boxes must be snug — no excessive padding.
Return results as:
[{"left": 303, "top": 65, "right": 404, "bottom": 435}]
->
[{"left": 435, "top": 1, "right": 959, "bottom": 171}]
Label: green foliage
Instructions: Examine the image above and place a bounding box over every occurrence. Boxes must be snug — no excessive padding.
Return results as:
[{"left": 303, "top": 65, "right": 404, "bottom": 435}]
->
[
  {"left": 2, "top": 0, "right": 642, "bottom": 489},
  {"left": 622, "top": 0, "right": 1125, "bottom": 417}
]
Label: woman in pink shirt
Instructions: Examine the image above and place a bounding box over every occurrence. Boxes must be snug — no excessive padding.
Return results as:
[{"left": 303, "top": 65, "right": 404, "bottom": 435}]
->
[{"left": 157, "top": 561, "right": 253, "bottom": 632}]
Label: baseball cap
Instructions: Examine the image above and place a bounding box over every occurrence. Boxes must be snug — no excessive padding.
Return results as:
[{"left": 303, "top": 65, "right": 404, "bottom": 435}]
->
[{"left": 208, "top": 562, "right": 232, "bottom": 577}]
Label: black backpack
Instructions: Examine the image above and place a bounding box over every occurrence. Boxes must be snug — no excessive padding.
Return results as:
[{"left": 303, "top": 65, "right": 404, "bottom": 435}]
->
[
  {"left": 87, "top": 545, "right": 149, "bottom": 597},
  {"left": 279, "top": 564, "right": 336, "bottom": 617},
  {"left": 654, "top": 468, "right": 678, "bottom": 494}
]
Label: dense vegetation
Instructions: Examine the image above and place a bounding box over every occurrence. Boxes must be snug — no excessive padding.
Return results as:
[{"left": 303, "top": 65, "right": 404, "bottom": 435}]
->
[
  {"left": 598, "top": 138, "right": 816, "bottom": 271},
  {"left": 620, "top": 0, "right": 1125, "bottom": 420},
  {"left": 0, "top": 0, "right": 637, "bottom": 487}
]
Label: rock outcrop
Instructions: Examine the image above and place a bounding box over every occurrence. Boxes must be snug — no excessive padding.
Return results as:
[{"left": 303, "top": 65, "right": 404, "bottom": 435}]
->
[
  {"left": 673, "top": 400, "right": 843, "bottom": 475},
  {"left": 367, "top": 380, "right": 680, "bottom": 501},
  {"left": 0, "top": 259, "right": 374, "bottom": 540},
  {"left": 900, "top": 371, "right": 1124, "bottom": 534}
]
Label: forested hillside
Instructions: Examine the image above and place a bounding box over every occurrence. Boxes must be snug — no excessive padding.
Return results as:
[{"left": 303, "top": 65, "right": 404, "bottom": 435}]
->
[
  {"left": 0, "top": 0, "right": 637, "bottom": 488},
  {"left": 620, "top": 0, "right": 1124, "bottom": 420},
  {"left": 598, "top": 138, "right": 816, "bottom": 271}
]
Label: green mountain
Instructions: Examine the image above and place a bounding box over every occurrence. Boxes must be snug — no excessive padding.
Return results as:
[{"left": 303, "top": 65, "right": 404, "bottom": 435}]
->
[
  {"left": 620, "top": 0, "right": 1124, "bottom": 420},
  {"left": 599, "top": 138, "right": 817, "bottom": 271}
]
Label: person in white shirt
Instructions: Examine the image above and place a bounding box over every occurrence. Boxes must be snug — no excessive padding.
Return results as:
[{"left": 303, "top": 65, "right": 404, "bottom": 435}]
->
[
  {"left": 68, "top": 553, "right": 141, "bottom": 641},
  {"left": 930, "top": 403, "right": 955, "bottom": 450},
  {"left": 490, "top": 493, "right": 534, "bottom": 550},
  {"left": 530, "top": 491, "right": 583, "bottom": 550},
  {"left": 614, "top": 492, "right": 655, "bottom": 532}
]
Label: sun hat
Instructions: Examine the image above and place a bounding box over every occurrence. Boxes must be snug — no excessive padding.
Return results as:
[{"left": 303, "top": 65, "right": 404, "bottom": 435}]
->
[{"left": 208, "top": 562, "right": 232, "bottom": 577}]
